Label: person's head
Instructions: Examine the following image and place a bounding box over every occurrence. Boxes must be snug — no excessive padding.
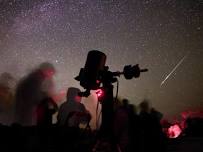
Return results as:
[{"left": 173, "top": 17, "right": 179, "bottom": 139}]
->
[
  {"left": 122, "top": 99, "right": 129, "bottom": 107},
  {"left": 66, "top": 87, "right": 81, "bottom": 103},
  {"left": 38, "top": 62, "right": 55, "bottom": 78},
  {"left": 139, "top": 99, "right": 151, "bottom": 113}
]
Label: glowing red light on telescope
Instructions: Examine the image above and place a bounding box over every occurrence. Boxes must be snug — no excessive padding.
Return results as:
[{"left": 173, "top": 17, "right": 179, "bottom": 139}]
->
[{"left": 96, "top": 89, "right": 103, "bottom": 98}]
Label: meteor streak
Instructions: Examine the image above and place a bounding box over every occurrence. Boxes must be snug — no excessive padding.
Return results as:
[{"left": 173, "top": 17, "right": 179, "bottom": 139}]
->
[{"left": 160, "top": 53, "right": 188, "bottom": 87}]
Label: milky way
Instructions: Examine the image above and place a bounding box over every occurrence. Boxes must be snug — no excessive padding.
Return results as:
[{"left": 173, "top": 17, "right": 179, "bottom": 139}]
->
[{"left": 0, "top": 0, "right": 203, "bottom": 122}]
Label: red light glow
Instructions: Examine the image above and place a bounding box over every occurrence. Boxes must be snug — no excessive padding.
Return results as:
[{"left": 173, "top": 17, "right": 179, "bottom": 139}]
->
[
  {"left": 96, "top": 89, "right": 103, "bottom": 98},
  {"left": 42, "top": 69, "right": 55, "bottom": 78},
  {"left": 168, "top": 124, "right": 182, "bottom": 138}
]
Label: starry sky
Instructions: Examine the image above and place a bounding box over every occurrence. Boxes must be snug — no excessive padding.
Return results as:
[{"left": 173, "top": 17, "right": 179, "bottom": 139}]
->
[{"left": 0, "top": 0, "right": 203, "bottom": 121}]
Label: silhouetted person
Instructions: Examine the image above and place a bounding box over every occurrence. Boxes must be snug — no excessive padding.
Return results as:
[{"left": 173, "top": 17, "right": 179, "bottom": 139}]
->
[
  {"left": 114, "top": 99, "right": 133, "bottom": 152},
  {"left": 127, "top": 104, "right": 142, "bottom": 152},
  {"left": 0, "top": 72, "right": 16, "bottom": 125},
  {"left": 36, "top": 97, "right": 58, "bottom": 126},
  {"left": 15, "top": 62, "right": 56, "bottom": 126},
  {"left": 139, "top": 100, "right": 165, "bottom": 152},
  {"left": 57, "top": 87, "right": 91, "bottom": 127}
]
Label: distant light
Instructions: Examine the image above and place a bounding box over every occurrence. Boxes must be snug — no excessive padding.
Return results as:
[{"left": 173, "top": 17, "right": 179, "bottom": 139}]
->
[{"left": 168, "top": 124, "right": 182, "bottom": 138}]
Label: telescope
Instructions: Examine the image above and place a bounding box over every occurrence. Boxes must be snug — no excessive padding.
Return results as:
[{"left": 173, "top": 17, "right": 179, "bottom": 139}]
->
[
  {"left": 75, "top": 50, "right": 148, "bottom": 141},
  {"left": 75, "top": 50, "right": 148, "bottom": 97}
]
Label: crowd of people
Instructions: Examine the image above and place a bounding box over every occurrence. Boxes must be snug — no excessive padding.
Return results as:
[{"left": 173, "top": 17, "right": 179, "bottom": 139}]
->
[{"left": 0, "top": 62, "right": 201, "bottom": 152}]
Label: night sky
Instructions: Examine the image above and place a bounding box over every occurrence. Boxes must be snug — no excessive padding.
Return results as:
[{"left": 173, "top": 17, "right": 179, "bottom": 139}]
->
[{"left": 0, "top": 0, "right": 203, "bottom": 123}]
